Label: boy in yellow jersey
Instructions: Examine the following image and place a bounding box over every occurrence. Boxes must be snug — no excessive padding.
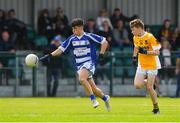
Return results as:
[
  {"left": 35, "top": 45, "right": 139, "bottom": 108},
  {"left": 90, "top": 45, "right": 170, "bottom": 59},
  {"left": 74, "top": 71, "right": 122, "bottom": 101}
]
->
[{"left": 129, "top": 19, "right": 161, "bottom": 114}]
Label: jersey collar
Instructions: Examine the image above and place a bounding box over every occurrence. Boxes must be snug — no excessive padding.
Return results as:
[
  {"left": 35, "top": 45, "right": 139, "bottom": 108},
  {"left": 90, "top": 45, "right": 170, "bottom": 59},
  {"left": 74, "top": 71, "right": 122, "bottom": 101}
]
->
[
  {"left": 138, "top": 31, "right": 147, "bottom": 38},
  {"left": 76, "top": 32, "right": 85, "bottom": 39}
]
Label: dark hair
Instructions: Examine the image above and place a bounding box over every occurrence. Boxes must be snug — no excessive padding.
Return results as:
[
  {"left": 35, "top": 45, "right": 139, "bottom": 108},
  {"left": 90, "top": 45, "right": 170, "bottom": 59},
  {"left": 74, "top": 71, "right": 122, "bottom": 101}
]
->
[
  {"left": 71, "top": 18, "right": 84, "bottom": 27},
  {"left": 164, "top": 19, "right": 170, "bottom": 23},
  {"left": 87, "top": 18, "right": 95, "bottom": 22},
  {"left": 56, "top": 7, "right": 63, "bottom": 13},
  {"left": 8, "top": 9, "right": 15, "bottom": 14},
  {"left": 114, "top": 8, "right": 120, "bottom": 12},
  {"left": 42, "top": 9, "right": 49, "bottom": 14},
  {"left": 129, "top": 19, "right": 144, "bottom": 29}
]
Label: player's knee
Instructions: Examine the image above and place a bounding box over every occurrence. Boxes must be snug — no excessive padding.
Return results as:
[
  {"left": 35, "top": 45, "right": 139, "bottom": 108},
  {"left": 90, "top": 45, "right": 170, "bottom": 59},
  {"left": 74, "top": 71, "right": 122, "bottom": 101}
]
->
[
  {"left": 134, "top": 83, "right": 141, "bottom": 89},
  {"left": 146, "top": 85, "right": 153, "bottom": 91},
  {"left": 79, "top": 77, "right": 87, "bottom": 84}
]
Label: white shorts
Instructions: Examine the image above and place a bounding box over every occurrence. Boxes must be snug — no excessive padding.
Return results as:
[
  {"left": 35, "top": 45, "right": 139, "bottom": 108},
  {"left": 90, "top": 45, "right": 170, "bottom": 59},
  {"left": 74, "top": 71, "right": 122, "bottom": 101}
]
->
[
  {"left": 77, "top": 61, "right": 95, "bottom": 79},
  {"left": 136, "top": 67, "right": 158, "bottom": 76}
]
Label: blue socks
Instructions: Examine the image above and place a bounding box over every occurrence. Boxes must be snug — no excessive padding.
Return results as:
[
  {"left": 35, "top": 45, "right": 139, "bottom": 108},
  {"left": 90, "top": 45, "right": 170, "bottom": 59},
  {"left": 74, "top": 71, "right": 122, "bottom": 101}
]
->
[
  {"left": 90, "top": 94, "right": 96, "bottom": 100},
  {"left": 90, "top": 95, "right": 107, "bottom": 101},
  {"left": 102, "top": 95, "right": 107, "bottom": 101}
]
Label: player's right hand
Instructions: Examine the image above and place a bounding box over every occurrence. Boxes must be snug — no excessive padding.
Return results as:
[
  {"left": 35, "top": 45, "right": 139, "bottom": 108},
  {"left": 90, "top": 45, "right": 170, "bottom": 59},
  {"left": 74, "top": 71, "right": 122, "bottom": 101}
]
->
[
  {"left": 138, "top": 47, "right": 147, "bottom": 54},
  {"left": 132, "top": 56, "right": 137, "bottom": 66},
  {"left": 98, "top": 54, "right": 105, "bottom": 65},
  {"left": 39, "top": 54, "right": 52, "bottom": 61}
]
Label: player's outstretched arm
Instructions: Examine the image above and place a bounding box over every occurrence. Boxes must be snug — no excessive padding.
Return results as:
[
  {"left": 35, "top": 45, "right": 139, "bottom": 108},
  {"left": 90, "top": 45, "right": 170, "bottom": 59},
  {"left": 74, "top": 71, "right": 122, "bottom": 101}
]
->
[
  {"left": 51, "top": 47, "right": 63, "bottom": 56},
  {"left": 132, "top": 46, "right": 138, "bottom": 66},
  {"left": 98, "top": 40, "right": 109, "bottom": 65},
  {"left": 100, "top": 40, "right": 109, "bottom": 55},
  {"left": 133, "top": 46, "right": 138, "bottom": 57},
  {"left": 39, "top": 48, "right": 63, "bottom": 61}
]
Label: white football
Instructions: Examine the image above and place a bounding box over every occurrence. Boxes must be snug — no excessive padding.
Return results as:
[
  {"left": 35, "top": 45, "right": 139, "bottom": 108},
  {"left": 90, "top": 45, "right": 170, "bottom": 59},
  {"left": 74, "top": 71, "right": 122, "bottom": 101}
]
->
[{"left": 25, "top": 54, "right": 38, "bottom": 67}]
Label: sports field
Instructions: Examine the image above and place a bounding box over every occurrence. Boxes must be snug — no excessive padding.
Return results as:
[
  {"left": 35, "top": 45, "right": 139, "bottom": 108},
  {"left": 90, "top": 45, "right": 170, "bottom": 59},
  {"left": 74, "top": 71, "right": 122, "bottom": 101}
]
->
[{"left": 0, "top": 97, "right": 179, "bottom": 122}]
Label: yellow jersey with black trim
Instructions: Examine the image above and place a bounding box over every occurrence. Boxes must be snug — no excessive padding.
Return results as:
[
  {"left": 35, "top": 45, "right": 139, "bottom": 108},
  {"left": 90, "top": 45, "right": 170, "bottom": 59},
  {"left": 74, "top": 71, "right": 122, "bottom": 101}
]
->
[{"left": 133, "top": 32, "right": 161, "bottom": 70}]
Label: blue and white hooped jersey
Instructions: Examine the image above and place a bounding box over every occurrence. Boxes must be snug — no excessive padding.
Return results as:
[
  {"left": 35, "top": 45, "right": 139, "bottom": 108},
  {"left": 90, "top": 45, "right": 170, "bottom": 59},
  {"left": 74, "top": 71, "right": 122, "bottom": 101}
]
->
[{"left": 59, "top": 32, "right": 106, "bottom": 70}]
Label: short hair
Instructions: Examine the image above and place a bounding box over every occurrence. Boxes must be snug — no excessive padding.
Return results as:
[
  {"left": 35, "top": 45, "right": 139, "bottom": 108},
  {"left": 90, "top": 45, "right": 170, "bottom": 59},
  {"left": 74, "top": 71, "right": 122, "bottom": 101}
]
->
[
  {"left": 164, "top": 19, "right": 170, "bottom": 23},
  {"left": 8, "top": 9, "right": 15, "bottom": 13},
  {"left": 114, "top": 8, "right": 120, "bottom": 12},
  {"left": 87, "top": 18, "right": 95, "bottom": 22},
  {"left": 71, "top": 18, "right": 84, "bottom": 27},
  {"left": 129, "top": 19, "right": 144, "bottom": 29}
]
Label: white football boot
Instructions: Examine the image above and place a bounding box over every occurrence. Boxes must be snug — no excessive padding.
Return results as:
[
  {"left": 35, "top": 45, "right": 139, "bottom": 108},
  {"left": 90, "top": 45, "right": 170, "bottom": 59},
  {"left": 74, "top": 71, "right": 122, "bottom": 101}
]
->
[
  {"left": 104, "top": 95, "right": 111, "bottom": 112},
  {"left": 92, "top": 100, "right": 99, "bottom": 108}
]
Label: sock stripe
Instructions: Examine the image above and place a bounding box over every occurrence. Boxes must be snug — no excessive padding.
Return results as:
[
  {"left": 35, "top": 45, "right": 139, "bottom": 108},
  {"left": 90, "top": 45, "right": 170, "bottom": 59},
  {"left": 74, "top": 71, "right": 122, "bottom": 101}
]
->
[
  {"left": 102, "top": 95, "right": 107, "bottom": 101},
  {"left": 90, "top": 94, "right": 96, "bottom": 100}
]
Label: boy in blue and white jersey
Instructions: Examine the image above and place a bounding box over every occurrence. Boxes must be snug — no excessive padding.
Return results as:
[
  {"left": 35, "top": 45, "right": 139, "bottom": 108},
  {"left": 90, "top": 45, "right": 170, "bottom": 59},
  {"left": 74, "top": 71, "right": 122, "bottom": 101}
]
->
[{"left": 40, "top": 18, "right": 110, "bottom": 111}]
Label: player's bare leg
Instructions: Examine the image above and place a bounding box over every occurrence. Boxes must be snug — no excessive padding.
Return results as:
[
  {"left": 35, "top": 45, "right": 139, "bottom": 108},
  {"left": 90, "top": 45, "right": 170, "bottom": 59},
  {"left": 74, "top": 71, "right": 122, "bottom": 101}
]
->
[
  {"left": 79, "top": 69, "right": 93, "bottom": 96},
  {"left": 146, "top": 74, "right": 160, "bottom": 114},
  {"left": 154, "top": 76, "right": 162, "bottom": 96},
  {"left": 88, "top": 78, "right": 111, "bottom": 111},
  {"left": 134, "top": 73, "right": 146, "bottom": 89},
  {"left": 88, "top": 78, "right": 104, "bottom": 97},
  {"left": 78, "top": 68, "right": 99, "bottom": 108}
]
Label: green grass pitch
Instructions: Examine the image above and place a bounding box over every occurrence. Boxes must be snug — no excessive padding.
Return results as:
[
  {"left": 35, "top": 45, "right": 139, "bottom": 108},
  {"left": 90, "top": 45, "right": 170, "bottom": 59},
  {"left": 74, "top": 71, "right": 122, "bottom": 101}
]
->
[{"left": 0, "top": 97, "right": 179, "bottom": 122}]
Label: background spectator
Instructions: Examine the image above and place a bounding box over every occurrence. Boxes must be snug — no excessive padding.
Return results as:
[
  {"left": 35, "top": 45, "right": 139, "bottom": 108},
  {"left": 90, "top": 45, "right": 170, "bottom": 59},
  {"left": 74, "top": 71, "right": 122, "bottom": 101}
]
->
[
  {"left": 84, "top": 18, "right": 98, "bottom": 34},
  {"left": 53, "top": 8, "right": 68, "bottom": 26},
  {"left": 110, "top": 8, "right": 138, "bottom": 28},
  {"left": 169, "top": 28, "right": 180, "bottom": 51},
  {"left": 42, "top": 35, "right": 62, "bottom": 97},
  {"left": 53, "top": 7, "right": 71, "bottom": 38},
  {"left": 6, "top": 9, "right": 27, "bottom": 49},
  {"left": 113, "top": 19, "right": 130, "bottom": 49},
  {"left": 0, "top": 31, "right": 15, "bottom": 52},
  {"left": 38, "top": 9, "right": 54, "bottom": 41},
  {"left": 161, "top": 40, "right": 172, "bottom": 67},
  {"left": 160, "top": 39, "right": 173, "bottom": 85},
  {"left": 0, "top": 9, "right": 6, "bottom": 20},
  {"left": 158, "top": 19, "right": 172, "bottom": 41},
  {"left": 96, "top": 9, "right": 113, "bottom": 31},
  {"left": 0, "top": 9, "right": 6, "bottom": 32},
  {"left": 97, "top": 20, "right": 115, "bottom": 48},
  {"left": 0, "top": 31, "right": 15, "bottom": 85}
]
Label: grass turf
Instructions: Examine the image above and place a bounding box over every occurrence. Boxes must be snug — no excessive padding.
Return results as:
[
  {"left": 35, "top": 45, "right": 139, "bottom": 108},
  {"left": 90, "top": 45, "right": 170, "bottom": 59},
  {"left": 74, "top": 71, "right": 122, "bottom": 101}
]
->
[{"left": 0, "top": 97, "right": 179, "bottom": 122}]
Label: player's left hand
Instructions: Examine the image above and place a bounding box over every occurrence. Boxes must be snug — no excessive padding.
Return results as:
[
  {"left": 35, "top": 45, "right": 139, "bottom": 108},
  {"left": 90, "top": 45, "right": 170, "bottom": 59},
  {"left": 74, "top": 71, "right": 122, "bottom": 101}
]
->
[
  {"left": 98, "top": 54, "right": 105, "bottom": 65},
  {"left": 139, "top": 47, "right": 148, "bottom": 54},
  {"left": 132, "top": 56, "right": 137, "bottom": 66},
  {"left": 39, "top": 54, "right": 52, "bottom": 61}
]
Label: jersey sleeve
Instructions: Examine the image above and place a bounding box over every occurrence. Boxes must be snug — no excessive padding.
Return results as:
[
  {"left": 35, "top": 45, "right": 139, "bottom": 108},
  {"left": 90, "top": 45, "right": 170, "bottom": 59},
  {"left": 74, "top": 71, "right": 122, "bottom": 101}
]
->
[
  {"left": 59, "top": 37, "right": 72, "bottom": 52},
  {"left": 87, "top": 33, "right": 106, "bottom": 44},
  {"left": 149, "top": 34, "right": 161, "bottom": 50}
]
